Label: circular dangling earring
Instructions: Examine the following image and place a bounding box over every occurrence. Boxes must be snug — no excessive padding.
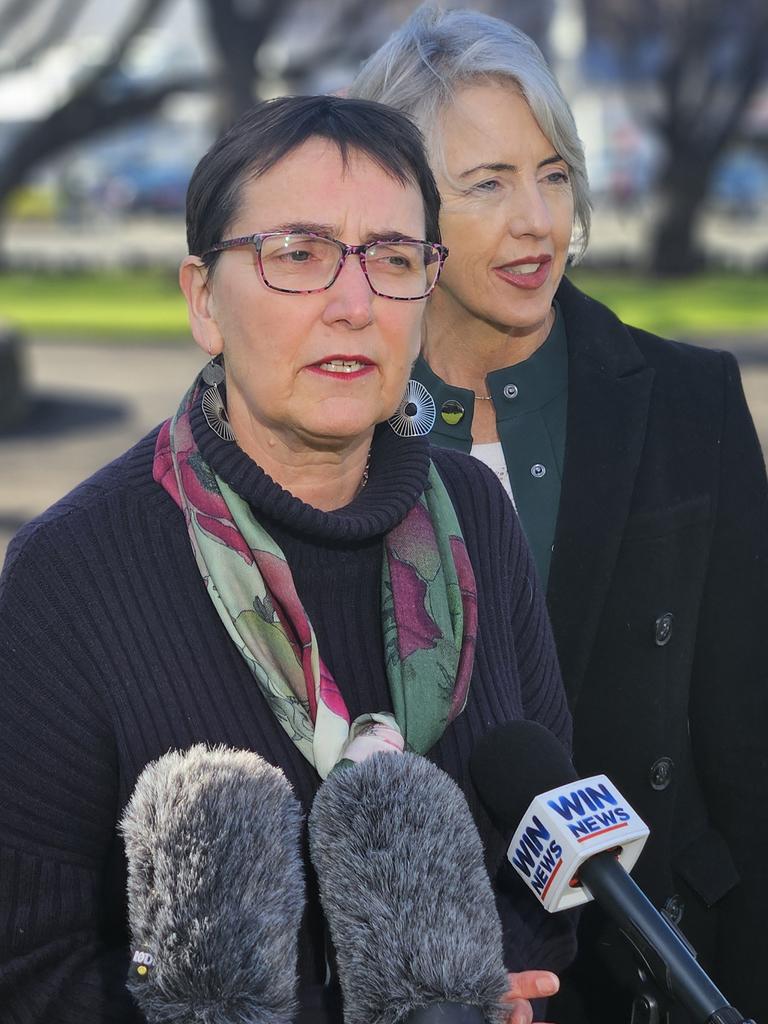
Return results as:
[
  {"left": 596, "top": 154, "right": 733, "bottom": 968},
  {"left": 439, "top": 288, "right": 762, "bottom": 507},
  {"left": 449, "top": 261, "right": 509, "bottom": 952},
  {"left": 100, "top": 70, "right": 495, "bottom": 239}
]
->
[
  {"left": 388, "top": 379, "right": 436, "bottom": 438},
  {"left": 201, "top": 356, "right": 236, "bottom": 442}
]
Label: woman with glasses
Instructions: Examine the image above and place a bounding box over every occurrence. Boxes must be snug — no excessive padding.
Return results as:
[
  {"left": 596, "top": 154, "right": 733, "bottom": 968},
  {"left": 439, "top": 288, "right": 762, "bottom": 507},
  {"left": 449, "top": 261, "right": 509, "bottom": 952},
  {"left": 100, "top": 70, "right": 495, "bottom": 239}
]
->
[
  {"left": 0, "top": 95, "right": 574, "bottom": 1022},
  {"left": 350, "top": 8, "right": 768, "bottom": 1024}
]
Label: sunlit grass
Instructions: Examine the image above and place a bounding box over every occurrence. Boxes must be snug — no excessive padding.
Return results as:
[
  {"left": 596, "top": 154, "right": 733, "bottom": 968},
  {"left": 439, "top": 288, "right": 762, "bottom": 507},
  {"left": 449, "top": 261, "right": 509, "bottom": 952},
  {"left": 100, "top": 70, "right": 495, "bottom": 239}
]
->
[
  {"left": 0, "top": 270, "right": 188, "bottom": 339},
  {"left": 568, "top": 270, "right": 768, "bottom": 338},
  {"left": 0, "top": 268, "right": 765, "bottom": 340}
]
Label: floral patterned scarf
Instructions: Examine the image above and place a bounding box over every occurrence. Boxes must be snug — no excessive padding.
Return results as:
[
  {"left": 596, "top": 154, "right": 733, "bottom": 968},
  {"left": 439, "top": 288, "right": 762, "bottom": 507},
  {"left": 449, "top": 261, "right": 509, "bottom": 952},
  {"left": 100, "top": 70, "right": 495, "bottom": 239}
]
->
[{"left": 153, "top": 381, "right": 477, "bottom": 778}]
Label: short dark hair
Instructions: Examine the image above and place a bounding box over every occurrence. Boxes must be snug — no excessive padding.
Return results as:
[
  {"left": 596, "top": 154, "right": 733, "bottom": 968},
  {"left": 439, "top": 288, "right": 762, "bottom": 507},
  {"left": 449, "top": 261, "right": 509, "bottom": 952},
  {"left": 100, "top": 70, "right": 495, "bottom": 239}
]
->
[{"left": 186, "top": 95, "right": 442, "bottom": 271}]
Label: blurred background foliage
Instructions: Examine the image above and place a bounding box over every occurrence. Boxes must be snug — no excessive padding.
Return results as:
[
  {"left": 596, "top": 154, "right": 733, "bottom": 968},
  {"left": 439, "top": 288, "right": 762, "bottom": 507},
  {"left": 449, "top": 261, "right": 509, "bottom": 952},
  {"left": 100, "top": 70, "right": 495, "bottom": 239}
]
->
[{"left": 0, "top": 0, "right": 767, "bottom": 336}]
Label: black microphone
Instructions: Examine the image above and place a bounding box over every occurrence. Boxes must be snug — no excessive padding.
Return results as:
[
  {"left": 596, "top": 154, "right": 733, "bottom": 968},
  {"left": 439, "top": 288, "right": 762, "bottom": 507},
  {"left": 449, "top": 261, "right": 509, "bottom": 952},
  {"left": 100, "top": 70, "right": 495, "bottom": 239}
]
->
[
  {"left": 470, "top": 721, "right": 755, "bottom": 1024},
  {"left": 120, "top": 744, "right": 305, "bottom": 1024},
  {"left": 308, "top": 751, "right": 508, "bottom": 1024}
]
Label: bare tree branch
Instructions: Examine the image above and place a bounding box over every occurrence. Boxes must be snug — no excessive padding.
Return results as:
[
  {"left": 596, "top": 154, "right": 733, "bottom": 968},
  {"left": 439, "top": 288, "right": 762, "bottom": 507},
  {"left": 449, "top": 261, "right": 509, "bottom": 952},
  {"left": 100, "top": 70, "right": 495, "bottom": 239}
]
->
[
  {"left": 76, "top": 0, "right": 168, "bottom": 94},
  {"left": 0, "top": 0, "right": 179, "bottom": 211},
  {"left": 0, "top": 73, "right": 208, "bottom": 201},
  {"left": 0, "top": 0, "right": 89, "bottom": 74},
  {"left": 0, "top": 0, "right": 32, "bottom": 37}
]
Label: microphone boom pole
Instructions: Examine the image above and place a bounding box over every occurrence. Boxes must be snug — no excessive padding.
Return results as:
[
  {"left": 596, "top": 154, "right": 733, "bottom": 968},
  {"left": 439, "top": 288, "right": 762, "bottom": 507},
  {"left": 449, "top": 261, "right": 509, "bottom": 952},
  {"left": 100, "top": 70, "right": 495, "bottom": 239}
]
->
[{"left": 579, "top": 851, "right": 752, "bottom": 1024}]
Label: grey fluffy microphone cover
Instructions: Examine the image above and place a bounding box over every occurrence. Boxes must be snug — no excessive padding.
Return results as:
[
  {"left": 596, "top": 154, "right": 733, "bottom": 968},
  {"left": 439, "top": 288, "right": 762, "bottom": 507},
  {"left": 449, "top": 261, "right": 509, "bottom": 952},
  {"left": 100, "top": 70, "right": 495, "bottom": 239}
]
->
[
  {"left": 309, "top": 751, "right": 508, "bottom": 1024},
  {"left": 120, "top": 745, "right": 305, "bottom": 1024}
]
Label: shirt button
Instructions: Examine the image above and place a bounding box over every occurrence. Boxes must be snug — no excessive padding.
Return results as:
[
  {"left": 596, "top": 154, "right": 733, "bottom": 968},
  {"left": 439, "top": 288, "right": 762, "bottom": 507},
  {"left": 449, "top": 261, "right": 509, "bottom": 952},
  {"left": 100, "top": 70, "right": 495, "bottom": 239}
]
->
[
  {"left": 531, "top": 463, "right": 547, "bottom": 478},
  {"left": 503, "top": 383, "right": 519, "bottom": 400},
  {"left": 654, "top": 612, "right": 674, "bottom": 646},
  {"left": 649, "top": 756, "right": 674, "bottom": 791},
  {"left": 662, "top": 894, "right": 685, "bottom": 925},
  {"left": 440, "top": 399, "right": 465, "bottom": 426}
]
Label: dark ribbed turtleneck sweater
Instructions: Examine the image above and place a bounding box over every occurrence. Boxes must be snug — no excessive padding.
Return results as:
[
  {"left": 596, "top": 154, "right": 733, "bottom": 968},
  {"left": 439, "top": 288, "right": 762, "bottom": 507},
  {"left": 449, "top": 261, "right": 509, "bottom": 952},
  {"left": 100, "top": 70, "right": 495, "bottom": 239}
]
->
[{"left": 0, "top": 389, "right": 574, "bottom": 1023}]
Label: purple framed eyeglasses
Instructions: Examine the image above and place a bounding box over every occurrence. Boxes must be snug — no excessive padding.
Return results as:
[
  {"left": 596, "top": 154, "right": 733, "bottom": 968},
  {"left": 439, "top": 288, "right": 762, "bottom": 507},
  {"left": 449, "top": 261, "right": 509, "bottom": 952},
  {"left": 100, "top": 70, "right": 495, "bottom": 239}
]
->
[{"left": 200, "top": 231, "right": 449, "bottom": 300}]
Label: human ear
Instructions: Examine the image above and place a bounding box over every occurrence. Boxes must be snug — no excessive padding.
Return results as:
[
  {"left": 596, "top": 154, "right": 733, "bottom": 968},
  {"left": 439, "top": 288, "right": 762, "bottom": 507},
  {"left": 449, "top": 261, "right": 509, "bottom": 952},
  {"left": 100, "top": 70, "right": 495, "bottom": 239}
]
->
[{"left": 179, "top": 256, "right": 224, "bottom": 358}]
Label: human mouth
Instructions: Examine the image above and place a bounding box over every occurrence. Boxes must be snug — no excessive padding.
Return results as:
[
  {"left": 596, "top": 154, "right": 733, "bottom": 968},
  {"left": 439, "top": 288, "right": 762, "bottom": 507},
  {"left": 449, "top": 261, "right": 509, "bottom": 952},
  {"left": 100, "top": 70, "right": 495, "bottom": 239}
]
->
[
  {"left": 319, "top": 359, "right": 369, "bottom": 373},
  {"left": 308, "top": 356, "right": 375, "bottom": 379},
  {"left": 494, "top": 255, "right": 552, "bottom": 290}
]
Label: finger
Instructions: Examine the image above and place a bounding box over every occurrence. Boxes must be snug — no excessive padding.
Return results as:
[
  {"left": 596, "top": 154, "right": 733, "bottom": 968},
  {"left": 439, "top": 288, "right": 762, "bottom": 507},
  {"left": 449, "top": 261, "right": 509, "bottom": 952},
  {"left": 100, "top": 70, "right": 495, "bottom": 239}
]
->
[
  {"left": 504, "top": 997, "right": 533, "bottom": 1024},
  {"left": 504, "top": 970, "right": 560, "bottom": 1000}
]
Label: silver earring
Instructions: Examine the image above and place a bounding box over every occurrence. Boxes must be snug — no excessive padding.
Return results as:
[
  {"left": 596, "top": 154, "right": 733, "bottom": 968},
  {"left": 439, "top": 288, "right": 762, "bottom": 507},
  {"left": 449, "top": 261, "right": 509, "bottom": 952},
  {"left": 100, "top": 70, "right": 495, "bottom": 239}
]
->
[
  {"left": 388, "top": 379, "right": 436, "bottom": 438},
  {"left": 201, "top": 359, "right": 236, "bottom": 442}
]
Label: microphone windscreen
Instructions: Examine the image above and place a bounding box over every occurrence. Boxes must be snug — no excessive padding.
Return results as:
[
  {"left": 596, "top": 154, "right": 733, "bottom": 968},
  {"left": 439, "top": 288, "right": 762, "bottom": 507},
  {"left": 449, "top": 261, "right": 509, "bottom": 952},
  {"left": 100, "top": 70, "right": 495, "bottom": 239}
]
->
[
  {"left": 308, "top": 751, "right": 507, "bottom": 1024},
  {"left": 470, "top": 721, "right": 577, "bottom": 832},
  {"left": 120, "top": 745, "right": 305, "bottom": 1024}
]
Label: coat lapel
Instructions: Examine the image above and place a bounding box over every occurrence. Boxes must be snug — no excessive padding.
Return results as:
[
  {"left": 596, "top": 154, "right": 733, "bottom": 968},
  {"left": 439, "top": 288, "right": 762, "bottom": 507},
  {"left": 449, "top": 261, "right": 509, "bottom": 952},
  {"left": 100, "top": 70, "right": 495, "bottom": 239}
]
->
[{"left": 547, "top": 278, "right": 655, "bottom": 705}]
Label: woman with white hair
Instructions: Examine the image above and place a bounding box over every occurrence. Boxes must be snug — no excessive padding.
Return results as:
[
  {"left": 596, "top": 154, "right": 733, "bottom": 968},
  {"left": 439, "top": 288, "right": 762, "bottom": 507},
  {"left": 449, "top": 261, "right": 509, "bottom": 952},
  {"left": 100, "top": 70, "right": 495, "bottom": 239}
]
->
[{"left": 351, "top": 7, "right": 768, "bottom": 1023}]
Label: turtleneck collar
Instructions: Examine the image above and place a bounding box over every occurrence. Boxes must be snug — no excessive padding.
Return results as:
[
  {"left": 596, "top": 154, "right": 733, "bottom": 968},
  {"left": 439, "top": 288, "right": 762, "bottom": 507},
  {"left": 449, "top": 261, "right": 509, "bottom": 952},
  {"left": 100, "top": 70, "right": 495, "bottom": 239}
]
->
[{"left": 190, "top": 388, "right": 431, "bottom": 543}]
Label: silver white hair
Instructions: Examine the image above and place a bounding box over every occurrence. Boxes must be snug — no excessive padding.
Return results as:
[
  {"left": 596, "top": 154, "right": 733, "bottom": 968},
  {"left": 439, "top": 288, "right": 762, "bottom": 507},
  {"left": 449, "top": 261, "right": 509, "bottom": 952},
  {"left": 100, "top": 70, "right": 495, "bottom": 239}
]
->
[{"left": 350, "top": 3, "right": 591, "bottom": 259}]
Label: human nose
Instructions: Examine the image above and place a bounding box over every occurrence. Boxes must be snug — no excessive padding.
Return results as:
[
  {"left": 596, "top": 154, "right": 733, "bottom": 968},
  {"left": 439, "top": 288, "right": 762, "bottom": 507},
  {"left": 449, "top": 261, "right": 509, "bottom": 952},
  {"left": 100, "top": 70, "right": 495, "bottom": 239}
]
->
[
  {"left": 505, "top": 180, "right": 553, "bottom": 238},
  {"left": 322, "top": 250, "right": 374, "bottom": 329}
]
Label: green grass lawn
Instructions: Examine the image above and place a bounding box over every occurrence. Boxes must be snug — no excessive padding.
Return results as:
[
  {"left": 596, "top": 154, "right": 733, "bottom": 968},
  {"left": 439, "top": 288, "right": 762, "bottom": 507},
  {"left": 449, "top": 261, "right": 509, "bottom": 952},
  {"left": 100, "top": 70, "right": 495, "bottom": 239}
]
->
[
  {"left": 0, "top": 268, "right": 765, "bottom": 340},
  {"left": 569, "top": 269, "right": 768, "bottom": 338},
  {"left": 0, "top": 270, "right": 188, "bottom": 340}
]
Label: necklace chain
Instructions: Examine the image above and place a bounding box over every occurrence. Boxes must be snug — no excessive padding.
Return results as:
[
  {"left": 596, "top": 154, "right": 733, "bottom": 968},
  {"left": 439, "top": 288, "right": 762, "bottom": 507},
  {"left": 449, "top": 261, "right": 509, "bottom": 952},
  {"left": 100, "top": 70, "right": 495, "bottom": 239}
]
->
[{"left": 360, "top": 447, "right": 372, "bottom": 490}]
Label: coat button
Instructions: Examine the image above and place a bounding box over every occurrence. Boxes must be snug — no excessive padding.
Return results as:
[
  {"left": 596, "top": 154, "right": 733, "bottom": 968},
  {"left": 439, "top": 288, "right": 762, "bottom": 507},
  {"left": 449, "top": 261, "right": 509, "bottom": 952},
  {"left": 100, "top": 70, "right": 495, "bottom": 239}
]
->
[
  {"left": 531, "top": 463, "right": 547, "bottom": 478},
  {"left": 654, "top": 612, "right": 674, "bottom": 646},
  {"left": 503, "top": 383, "right": 519, "bottom": 400},
  {"left": 440, "top": 399, "right": 465, "bottom": 425},
  {"left": 649, "top": 756, "right": 674, "bottom": 790},
  {"left": 662, "top": 894, "right": 685, "bottom": 924}
]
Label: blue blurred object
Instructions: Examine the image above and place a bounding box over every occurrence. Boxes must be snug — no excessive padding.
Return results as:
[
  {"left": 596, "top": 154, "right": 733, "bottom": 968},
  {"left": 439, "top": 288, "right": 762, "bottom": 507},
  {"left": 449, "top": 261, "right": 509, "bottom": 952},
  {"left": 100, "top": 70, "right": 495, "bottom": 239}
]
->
[
  {"left": 710, "top": 149, "right": 768, "bottom": 218},
  {"left": 107, "top": 163, "right": 192, "bottom": 214}
]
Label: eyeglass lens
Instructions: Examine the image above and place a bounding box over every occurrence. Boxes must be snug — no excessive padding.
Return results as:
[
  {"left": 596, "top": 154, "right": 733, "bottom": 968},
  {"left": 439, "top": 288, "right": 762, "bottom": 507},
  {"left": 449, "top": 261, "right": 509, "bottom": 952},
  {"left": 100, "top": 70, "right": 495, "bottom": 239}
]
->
[{"left": 258, "top": 234, "right": 439, "bottom": 298}]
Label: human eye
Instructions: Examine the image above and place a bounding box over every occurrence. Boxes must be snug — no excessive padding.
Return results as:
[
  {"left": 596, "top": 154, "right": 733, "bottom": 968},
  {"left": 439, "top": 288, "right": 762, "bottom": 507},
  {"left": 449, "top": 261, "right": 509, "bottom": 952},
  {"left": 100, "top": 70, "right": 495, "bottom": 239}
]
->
[
  {"left": 543, "top": 168, "right": 570, "bottom": 186},
  {"left": 281, "top": 247, "right": 311, "bottom": 262},
  {"left": 367, "top": 243, "right": 418, "bottom": 273},
  {"left": 280, "top": 238, "right": 324, "bottom": 262},
  {"left": 263, "top": 235, "right": 332, "bottom": 268},
  {"left": 470, "top": 178, "right": 500, "bottom": 194},
  {"left": 384, "top": 252, "right": 414, "bottom": 270}
]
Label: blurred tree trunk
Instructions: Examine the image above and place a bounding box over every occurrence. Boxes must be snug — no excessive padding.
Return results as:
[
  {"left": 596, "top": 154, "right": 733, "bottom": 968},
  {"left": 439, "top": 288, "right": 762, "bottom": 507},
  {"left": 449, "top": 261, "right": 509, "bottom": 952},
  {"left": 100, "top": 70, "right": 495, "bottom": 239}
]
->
[
  {"left": 649, "top": 0, "right": 768, "bottom": 274},
  {"left": 201, "top": 0, "right": 286, "bottom": 127},
  {"left": 582, "top": 0, "right": 768, "bottom": 276},
  {"left": 651, "top": 152, "right": 711, "bottom": 274},
  {"left": 200, "top": 0, "right": 389, "bottom": 128}
]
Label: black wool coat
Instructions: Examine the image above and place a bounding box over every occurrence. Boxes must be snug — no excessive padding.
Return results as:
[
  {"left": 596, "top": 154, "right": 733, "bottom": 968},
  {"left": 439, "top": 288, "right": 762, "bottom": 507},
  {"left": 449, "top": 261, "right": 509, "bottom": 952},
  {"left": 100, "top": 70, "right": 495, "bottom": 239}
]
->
[{"left": 548, "top": 277, "right": 768, "bottom": 1024}]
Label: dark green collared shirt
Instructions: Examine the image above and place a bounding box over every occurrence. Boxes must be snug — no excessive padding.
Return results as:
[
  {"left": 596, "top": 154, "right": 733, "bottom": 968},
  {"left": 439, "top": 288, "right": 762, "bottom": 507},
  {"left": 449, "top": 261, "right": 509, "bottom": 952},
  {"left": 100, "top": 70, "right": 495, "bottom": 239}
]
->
[{"left": 413, "top": 303, "right": 568, "bottom": 585}]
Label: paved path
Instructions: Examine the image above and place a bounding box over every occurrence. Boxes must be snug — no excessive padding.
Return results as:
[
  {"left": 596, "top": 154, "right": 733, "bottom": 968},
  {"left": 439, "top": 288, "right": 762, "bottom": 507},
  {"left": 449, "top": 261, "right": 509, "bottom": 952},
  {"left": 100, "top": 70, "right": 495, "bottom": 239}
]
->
[
  {"left": 0, "top": 342, "right": 204, "bottom": 562},
  {"left": 1, "top": 340, "right": 766, "bottom": 565}
]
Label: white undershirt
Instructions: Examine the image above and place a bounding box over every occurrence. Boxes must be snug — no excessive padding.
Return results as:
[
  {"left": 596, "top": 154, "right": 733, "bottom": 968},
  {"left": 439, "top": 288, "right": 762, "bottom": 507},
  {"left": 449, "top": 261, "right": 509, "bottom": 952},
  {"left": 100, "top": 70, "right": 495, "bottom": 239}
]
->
[{"left": 470, "top": 441, "right": 517, "bottom": 508}]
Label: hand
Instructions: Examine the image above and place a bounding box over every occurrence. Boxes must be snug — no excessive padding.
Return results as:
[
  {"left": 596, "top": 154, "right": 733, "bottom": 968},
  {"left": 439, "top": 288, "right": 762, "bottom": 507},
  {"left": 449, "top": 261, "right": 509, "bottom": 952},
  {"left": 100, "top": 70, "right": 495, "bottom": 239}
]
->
[{"left": 501, "top": 970, "right": 559, "bottom": 1024}]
